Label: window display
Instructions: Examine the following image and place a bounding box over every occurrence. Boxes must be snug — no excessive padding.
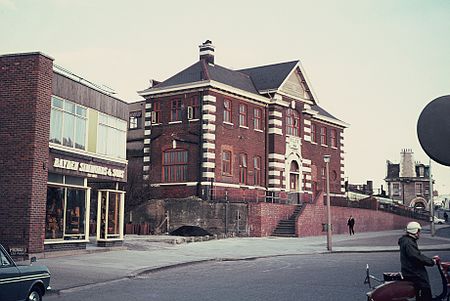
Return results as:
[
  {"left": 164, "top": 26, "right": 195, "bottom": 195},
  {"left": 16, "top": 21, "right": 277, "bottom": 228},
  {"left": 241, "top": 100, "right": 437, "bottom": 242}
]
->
[
  {"left": 97, "top": 190, "right": 124, "bottom": 241},
  {"left": 45, "top": 185, "right": 87, "bottom": 241}
]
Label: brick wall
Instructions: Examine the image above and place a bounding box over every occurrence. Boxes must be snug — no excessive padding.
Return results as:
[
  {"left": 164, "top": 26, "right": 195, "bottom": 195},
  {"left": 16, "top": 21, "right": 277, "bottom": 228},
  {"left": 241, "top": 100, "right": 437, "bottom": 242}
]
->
[
  {"left": 248, "top": 202, "right": 296, "bottom": 236},
  {"left": 297, "top": 191, "right": 423, "bottom": 237},
  {"left": 0, "top": 53, "right": 53, "bottom": 254}
]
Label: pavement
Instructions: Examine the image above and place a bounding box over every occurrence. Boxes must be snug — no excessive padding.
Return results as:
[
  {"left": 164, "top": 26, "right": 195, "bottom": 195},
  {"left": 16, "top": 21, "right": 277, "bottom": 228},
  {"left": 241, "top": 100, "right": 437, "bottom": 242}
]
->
[{"left": 39, "top": 225, "right": 450, "bottom": 295}]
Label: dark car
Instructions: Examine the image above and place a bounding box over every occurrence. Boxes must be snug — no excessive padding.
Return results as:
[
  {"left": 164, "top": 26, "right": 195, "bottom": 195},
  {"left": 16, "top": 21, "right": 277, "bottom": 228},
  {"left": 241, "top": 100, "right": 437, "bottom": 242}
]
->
[{"left": 0, "top": 244, "right": 51, "bottom": 301}]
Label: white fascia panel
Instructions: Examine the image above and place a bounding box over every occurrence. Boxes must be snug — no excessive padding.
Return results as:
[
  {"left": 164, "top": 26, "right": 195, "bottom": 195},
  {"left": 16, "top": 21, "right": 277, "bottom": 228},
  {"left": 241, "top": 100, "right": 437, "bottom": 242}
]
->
[
  {"left": 304, "top": 135, "right": 311, "bottom": 142},
  {"left": 305, "top": 183, "right": 312, "bottom": 188},
  {"left": 202, "top": 123, "right": 216, "bottom": 131},
  {"left": 269, "top": 170, "right": 281, "bottom": 176},
  {"left": 305, "top": 174, "right": 312, "bottom": 180},
  {"left": 203, "top": 104, "right": 216, "bottom": 112},
  {"left": 304, "top": 127, "right": 311, "bottom": 133},
  {"left": 202, "top": 172, "right": 215, "bottom": 178},
  {"left": 269, "top": 111, "right": 282, "bottom": 118},
  {"left": 203, "top": 114, "right": 216, "bottom": 122},
  {"left": 144, "top": 139, "right": 150, "bottom": 144},
  {"left": 203, "top": 142, "right": 215, "bottom": 149},
  {"left": 268, "top": 162, "right": 285, "bottom": 169},
  {"left": 268, "top": 128, "right": 283, "bottom": 135},
  {"left": 203, "top": 152, "right": 216, "bottom": 159},
  {"left": 202, "top": 162, "right": 215, "bottom": 168},
  {"left": 303, "top": 167, "right": 312, "bottom": 173},
  {"left": 268, "top": 153, "right": 285, "bottom": 160},
  {"left": 203, "top": 95, "right": 217, "bottom": 102},
  {"left": 304, "top": 119, "right": 311, "bottom": 126},
  {"left": 269, "top": 179, "right": 281, "bottom": 185},
  {"left": 268, "top": 119, "right": 282, "bottom": 126},
  {"left": 203, "top": 133, "right": 216, "bottom": 140},
  {"left": 303, "top": 159, "right": 312, "bottom": 165}
]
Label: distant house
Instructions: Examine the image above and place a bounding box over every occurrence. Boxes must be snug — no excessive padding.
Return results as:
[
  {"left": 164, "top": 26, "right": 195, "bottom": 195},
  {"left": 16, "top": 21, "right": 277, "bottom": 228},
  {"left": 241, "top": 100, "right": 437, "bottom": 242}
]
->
[
  {"left": 128, "top": 40, "right": 348, "bottom": 207},
  {"left": 385, "top": 149, "right": 431, "bottom": 208}
]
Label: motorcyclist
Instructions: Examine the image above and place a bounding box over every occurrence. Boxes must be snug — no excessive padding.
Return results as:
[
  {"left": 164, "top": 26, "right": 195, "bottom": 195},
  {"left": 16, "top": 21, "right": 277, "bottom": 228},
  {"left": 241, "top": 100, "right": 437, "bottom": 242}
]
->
[{"left": 398, "top": 221, "right": 436, "bottom": 301}]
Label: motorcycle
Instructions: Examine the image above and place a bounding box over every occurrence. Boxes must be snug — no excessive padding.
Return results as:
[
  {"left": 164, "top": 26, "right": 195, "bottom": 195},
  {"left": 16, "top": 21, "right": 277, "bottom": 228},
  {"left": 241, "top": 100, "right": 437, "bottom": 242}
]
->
[{"left": 364, "top": 256, "right": 450, "bottom": 301}]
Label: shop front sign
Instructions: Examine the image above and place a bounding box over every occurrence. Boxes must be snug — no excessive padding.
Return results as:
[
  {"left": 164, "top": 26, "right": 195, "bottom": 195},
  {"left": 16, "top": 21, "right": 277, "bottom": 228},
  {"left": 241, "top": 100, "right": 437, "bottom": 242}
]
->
[{"left": 53, "top": 158, "right": 125, "bottom": 179}]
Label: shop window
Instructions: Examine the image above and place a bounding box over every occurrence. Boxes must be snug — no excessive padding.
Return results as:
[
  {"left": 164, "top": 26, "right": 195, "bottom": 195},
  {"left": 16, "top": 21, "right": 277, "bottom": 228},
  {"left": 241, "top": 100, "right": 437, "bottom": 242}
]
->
[
  {"left": 65, "top": 189, "right": 86, "bottom": 235},
  {"left": 239, "top": 153, "right": 247, "bottom": 184},
  {"left": 286, "top": 109, "right": 300, "bottom": 136},
  {"left": 46, "top": 185, "right": 86, "bottom": 240},
  {"left": 108, "top": 192, "right": 121, "bottom": 237},
  {"left": 49, "top": 96, "right": 87, "bottom": 150},
  {"left": 97, "top": 113, "right": 127, "bottom": 159},
  {"left": 253, "top": 108, "right": 262, "bottom": 130},
  {"left": 253, "top": 156, "right": 261, "bottom": 186},
  {"left": 98, "top": 190, "right": 124, "bottom": 240},
  {"left": 239, "top": 104, "right": 248, "bottom": 127},
  {"left": 224, "top": 99, "right": 232, "bottom": 123},
  {"left": 162, "top": 149, "right": 188, "bottom": 182},
  {"left": 171, "top": 99, "right": 182, "bottom": 122}
]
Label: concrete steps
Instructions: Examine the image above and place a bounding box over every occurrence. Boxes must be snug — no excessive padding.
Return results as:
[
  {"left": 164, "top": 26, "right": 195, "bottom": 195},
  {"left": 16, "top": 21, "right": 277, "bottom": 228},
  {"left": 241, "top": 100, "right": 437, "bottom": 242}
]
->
[{"left": 272, "top": 205, "right": 303, "bottom": 237}]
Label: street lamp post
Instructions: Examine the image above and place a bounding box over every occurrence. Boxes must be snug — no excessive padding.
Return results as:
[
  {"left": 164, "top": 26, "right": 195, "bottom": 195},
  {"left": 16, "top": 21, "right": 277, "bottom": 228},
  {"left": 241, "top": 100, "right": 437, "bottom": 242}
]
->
[{"left": 324, "top": 155, "right": 332, "bottom": 251}]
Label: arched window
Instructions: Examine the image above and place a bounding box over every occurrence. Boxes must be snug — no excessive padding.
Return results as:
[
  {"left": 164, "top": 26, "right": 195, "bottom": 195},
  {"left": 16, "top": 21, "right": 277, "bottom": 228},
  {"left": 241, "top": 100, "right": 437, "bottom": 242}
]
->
[
  {"left": 286, "top": 109, "right": 300, "bottom": 136},
  {"left": 290, "top": 161, "right": 300, "bottom": 190},
  {"left": 162, "top": 149, "right": 188, "bottom": 182}
]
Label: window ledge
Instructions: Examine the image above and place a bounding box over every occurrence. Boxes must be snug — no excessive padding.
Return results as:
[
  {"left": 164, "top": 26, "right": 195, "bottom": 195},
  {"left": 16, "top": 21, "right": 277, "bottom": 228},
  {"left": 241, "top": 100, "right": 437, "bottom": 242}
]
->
[
  {"left": 223, "top": 122, "right": 234, "bottom": 126},
  {"left": 188, "top": 119, "right": 200, "bottom": 122},
  {"left": 321, "top": 144, "right": 328, "bottom": 148},
  {"left": 239, "top": 125, "right": 249, "bottom": 129},
  {"left": 254, "top": 129, "right": 263, "bottom": 133},
  {"left": 169, "top": 121, "right": 182, "bottom": 124}
]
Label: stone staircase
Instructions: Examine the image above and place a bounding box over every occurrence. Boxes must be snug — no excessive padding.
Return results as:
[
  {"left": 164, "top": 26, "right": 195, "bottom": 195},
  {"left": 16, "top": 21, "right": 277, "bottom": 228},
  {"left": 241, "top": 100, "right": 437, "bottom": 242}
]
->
[{"left": 272, "top": 205, "right": 303, "bottom": 237}]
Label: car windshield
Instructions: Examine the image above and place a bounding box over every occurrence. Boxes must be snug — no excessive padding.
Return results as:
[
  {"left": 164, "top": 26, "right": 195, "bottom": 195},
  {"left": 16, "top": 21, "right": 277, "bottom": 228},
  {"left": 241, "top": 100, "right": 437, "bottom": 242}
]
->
[{"left": 0, "top": 250, "right": 11, "bottom": 266}]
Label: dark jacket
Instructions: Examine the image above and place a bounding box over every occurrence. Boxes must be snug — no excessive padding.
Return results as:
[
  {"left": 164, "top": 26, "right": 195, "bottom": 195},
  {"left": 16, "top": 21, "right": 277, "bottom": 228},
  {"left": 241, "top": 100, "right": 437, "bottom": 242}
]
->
[{"left": 398, "top": 234, "right": 435, "bottom": 288}]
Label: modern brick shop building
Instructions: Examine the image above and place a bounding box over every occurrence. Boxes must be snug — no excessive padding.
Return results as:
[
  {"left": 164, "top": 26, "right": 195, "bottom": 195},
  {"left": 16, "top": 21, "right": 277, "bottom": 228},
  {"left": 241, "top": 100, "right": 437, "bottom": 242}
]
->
[
  {"left": 128, "top": 41, "right": 347, "bottom": 231},
  {"left": 0, "top": 52, "right": 128, "bottom": 257}
]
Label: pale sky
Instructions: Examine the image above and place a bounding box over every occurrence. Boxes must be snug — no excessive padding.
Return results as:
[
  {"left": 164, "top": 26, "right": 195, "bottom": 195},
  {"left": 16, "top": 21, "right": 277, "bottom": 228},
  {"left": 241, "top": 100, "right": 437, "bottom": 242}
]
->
[{"left": 1, "top": 0, "right": 450, "bottom": 194}]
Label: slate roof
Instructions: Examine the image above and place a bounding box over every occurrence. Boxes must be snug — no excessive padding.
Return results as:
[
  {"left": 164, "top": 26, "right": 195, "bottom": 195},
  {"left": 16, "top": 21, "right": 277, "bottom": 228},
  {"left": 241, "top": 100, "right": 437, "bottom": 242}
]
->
[
  {"left": 312, "top": 104, "right": 342, "bottom": 123},
  {"left": 238, "top": 60, "right": 299, "bottom": 92},
  {"left": 150, "top": 60, "right": 259, "bottom": 95}
]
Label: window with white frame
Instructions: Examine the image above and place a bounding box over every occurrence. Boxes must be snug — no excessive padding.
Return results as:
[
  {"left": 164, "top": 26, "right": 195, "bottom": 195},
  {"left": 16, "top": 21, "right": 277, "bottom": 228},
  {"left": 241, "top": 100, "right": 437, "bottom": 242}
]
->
[
  {"left": 393, "top": 183, "right": 400, "bottom": 196},
  {"left": 49, "top": 96, "right": 87, "bottom": 150},
  {"left": 97, "top": 113, "right": 127, "bottom": 159},
  {"left": 253, "top": 108, "right": 262, "bottom": 130},
  {"left": 416, "top": 183, "right": 423, "bottom": 196}
]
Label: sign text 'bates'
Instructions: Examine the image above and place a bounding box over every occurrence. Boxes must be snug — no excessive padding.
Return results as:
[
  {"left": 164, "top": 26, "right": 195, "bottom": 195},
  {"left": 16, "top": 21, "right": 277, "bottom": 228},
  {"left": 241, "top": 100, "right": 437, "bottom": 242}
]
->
[{"left": 53, "top": 158, "right": 125, "bottom": 179}]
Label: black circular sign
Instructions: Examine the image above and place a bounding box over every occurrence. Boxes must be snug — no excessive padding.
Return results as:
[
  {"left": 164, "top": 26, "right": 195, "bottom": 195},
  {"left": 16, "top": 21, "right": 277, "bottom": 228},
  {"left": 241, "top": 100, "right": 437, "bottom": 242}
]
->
[{"left": 417, "top": 95, "right": 450, "bottom": 166}]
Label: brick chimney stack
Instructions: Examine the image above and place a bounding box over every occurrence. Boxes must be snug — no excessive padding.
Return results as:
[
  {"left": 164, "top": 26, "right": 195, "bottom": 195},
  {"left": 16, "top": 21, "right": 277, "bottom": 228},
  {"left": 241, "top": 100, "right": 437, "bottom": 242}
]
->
[
  {"left": 400, "top": 148, "right": 415, "bottom": 178},
  {"left": 199, "top": 40, "right": 215, "bottom": 65}
]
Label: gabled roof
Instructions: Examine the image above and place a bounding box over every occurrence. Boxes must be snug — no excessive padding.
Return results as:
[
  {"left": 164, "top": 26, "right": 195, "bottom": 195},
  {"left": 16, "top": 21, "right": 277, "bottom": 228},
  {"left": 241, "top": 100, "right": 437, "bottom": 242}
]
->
[
  {"left": 238, "top": 60, "right": 299, "bottom": 92},
  {"left": 311, "top": 104, "right": 348, "bottom": 128},
  {"left": 144, "top": 60, "right": 259, "bottom": 95}
]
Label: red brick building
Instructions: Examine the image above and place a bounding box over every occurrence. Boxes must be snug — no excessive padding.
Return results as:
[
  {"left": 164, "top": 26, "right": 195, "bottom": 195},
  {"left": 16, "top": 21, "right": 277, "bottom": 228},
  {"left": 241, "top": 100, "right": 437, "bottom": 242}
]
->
[
  {"left": 0, "top": 52, "right": 128, "bottom": 257},
  {"left": 130, "top": 41, "right": 347, "bottom": 206},
  {"left": 385, "top": 149, "right": 431, "bottom": 208}
]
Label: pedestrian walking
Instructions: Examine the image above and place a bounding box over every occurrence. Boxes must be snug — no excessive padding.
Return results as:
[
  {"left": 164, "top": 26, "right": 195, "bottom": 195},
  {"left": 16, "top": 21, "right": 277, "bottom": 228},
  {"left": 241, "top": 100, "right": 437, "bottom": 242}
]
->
[
  {"left": 444, "top": 212, "right": 448, "bottom": 223},
  {"left": 399, "top": 221, "right": 436, "bottom": 301},
  {"left": 347, "top": 215, "right": 355, "bottom": 235}
]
